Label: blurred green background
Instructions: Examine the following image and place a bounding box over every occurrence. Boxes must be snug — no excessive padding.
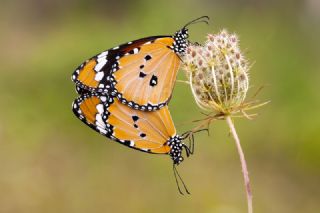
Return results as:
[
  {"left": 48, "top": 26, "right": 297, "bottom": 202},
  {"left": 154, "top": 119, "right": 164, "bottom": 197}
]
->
[{"left": 1, "top": 0, "right": 320, "bottom": 212}]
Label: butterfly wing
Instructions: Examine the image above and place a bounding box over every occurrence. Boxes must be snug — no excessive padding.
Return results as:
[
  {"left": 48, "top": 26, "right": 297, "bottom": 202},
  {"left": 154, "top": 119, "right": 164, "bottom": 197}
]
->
[
  {"left": 72, "top": 92, "right": 177, "bottom": 154},
  {"left": 71, "top": 36, "right": 181, "bottom": 111},
  {"left": 72, "top": 37, "right": 160, "bottom": 92}
]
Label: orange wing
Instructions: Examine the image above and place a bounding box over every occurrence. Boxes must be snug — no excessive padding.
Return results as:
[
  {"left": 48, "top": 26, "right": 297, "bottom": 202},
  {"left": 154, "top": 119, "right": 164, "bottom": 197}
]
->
[
  {"left": 72, "top": 92, "right": 177, "bottom": 154},
  {"left": 114, "top": 37, "right": 181, "bottom": 111},
  {"left": 72, "top": 36, "right": 182, "bottom": 111}
]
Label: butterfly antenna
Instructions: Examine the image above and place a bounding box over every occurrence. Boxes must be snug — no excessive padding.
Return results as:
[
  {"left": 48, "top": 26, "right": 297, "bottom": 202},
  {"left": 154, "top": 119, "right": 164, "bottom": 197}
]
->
[
  {"left": 183, "top": 16, "right": 210, "bottom": 29},
  {"left": 173, "top": 164, "right": 190, "bottom": 195}
]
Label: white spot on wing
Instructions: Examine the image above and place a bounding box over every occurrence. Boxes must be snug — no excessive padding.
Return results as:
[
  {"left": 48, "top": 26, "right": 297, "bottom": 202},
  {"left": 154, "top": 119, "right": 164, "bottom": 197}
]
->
[
  {"left": 133, "top": 48, "right": 139, "bottom": 54},
  {"left": 97, "top": 126, "right": 107, "bottom": 134},
  {"left": 95, "top": 72, "right": 104, "bottom": 81},
  {"left": 96, "top": 113, "right": 106, "bottom": 130},
  {"left": 98, "top": 51, "right": 108, "bottom": 58},
  {"left": 100, "top": 96, "right": 107, "bottom": 102},
  {"left": 97, "top": 57, "right": 107, "bottom": 63},
  {"left": 95, "top": 58, "right": 107, "bottom": 71},
  {"left": 96, "top": 104, "right": 104, "bottom": 114}
]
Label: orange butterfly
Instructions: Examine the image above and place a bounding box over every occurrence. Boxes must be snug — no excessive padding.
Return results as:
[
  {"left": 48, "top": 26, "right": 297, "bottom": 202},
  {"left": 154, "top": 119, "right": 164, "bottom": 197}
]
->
[
  {"left": 72, "top": 91, "right": 199, "bottom": 194},
  {"left": 72, "top": 91, "right": 192, "bottom": 165},
  {"left": 71, "top": 16, "right": 209, "bottom": 111}
]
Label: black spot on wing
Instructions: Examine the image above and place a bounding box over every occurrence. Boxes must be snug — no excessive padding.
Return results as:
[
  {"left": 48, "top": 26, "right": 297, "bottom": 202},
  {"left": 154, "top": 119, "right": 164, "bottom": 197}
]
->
[
  {"left": 123, "top": 140, "right": 131, "bottom": 146},
  {"left": 139, "top": 72, "right": 147, "bottom": 78},
  {"left": 144, "top": 55, "right": 152, "bottom": 61},
  {"left": 140, "top": 133, "right": 146, "bottom": 138},
  {"left": 132, "top": 115, "right": 139, "bottom": 122},
  {"left": 149, "top": 75, "right": 158, "bottom": 87}
]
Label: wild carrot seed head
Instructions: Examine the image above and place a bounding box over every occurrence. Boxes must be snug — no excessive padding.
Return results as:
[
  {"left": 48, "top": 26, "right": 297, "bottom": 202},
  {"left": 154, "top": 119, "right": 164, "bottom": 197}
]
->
[{"left": 183, "top": 29, "right": 250, "bottom": 115}]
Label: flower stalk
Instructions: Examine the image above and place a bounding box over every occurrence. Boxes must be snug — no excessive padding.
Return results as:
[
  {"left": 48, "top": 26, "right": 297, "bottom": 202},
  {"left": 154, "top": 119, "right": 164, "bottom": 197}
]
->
[{"left": 226, "top": 116, "right": 252, "bottom": 213}]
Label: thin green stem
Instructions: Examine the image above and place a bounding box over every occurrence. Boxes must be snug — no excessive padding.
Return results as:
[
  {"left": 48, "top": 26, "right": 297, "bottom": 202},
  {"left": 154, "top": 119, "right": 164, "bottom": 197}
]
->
[{"left": 226, "top": 116, "right": 253, "bottom": 213}]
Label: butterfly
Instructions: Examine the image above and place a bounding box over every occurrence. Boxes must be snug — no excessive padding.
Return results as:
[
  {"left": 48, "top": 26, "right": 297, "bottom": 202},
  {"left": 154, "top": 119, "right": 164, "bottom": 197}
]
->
[
  {"left": 71, "top": 16, "right": 209, "bottom": 111},
  {"left": 72, "top": 91, "right": 201, "bottom": 194},
  {"left": 72, "top": 91, "right": 193, "bottom": 164}
]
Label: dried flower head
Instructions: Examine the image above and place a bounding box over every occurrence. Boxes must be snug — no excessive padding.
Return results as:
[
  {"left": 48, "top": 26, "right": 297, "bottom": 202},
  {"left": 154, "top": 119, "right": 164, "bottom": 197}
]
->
[
  {"left": 183, "top": 29, "right": 250, "bottom": 115},
  {"left": 182, "top": 29, "right": 269, "bottom": 213}
]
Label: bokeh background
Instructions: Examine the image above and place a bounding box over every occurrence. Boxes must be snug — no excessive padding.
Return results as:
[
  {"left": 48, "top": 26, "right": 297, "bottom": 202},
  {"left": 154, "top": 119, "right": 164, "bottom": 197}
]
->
[{"left": 1, "top": 0, "right": 320, "bottom": 212}]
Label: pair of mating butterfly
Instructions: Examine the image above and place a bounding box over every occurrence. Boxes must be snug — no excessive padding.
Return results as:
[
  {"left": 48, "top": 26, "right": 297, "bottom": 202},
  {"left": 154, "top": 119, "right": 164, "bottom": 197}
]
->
[{"left": 71, "top": 16, "right": 209, "bottom": 194}]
